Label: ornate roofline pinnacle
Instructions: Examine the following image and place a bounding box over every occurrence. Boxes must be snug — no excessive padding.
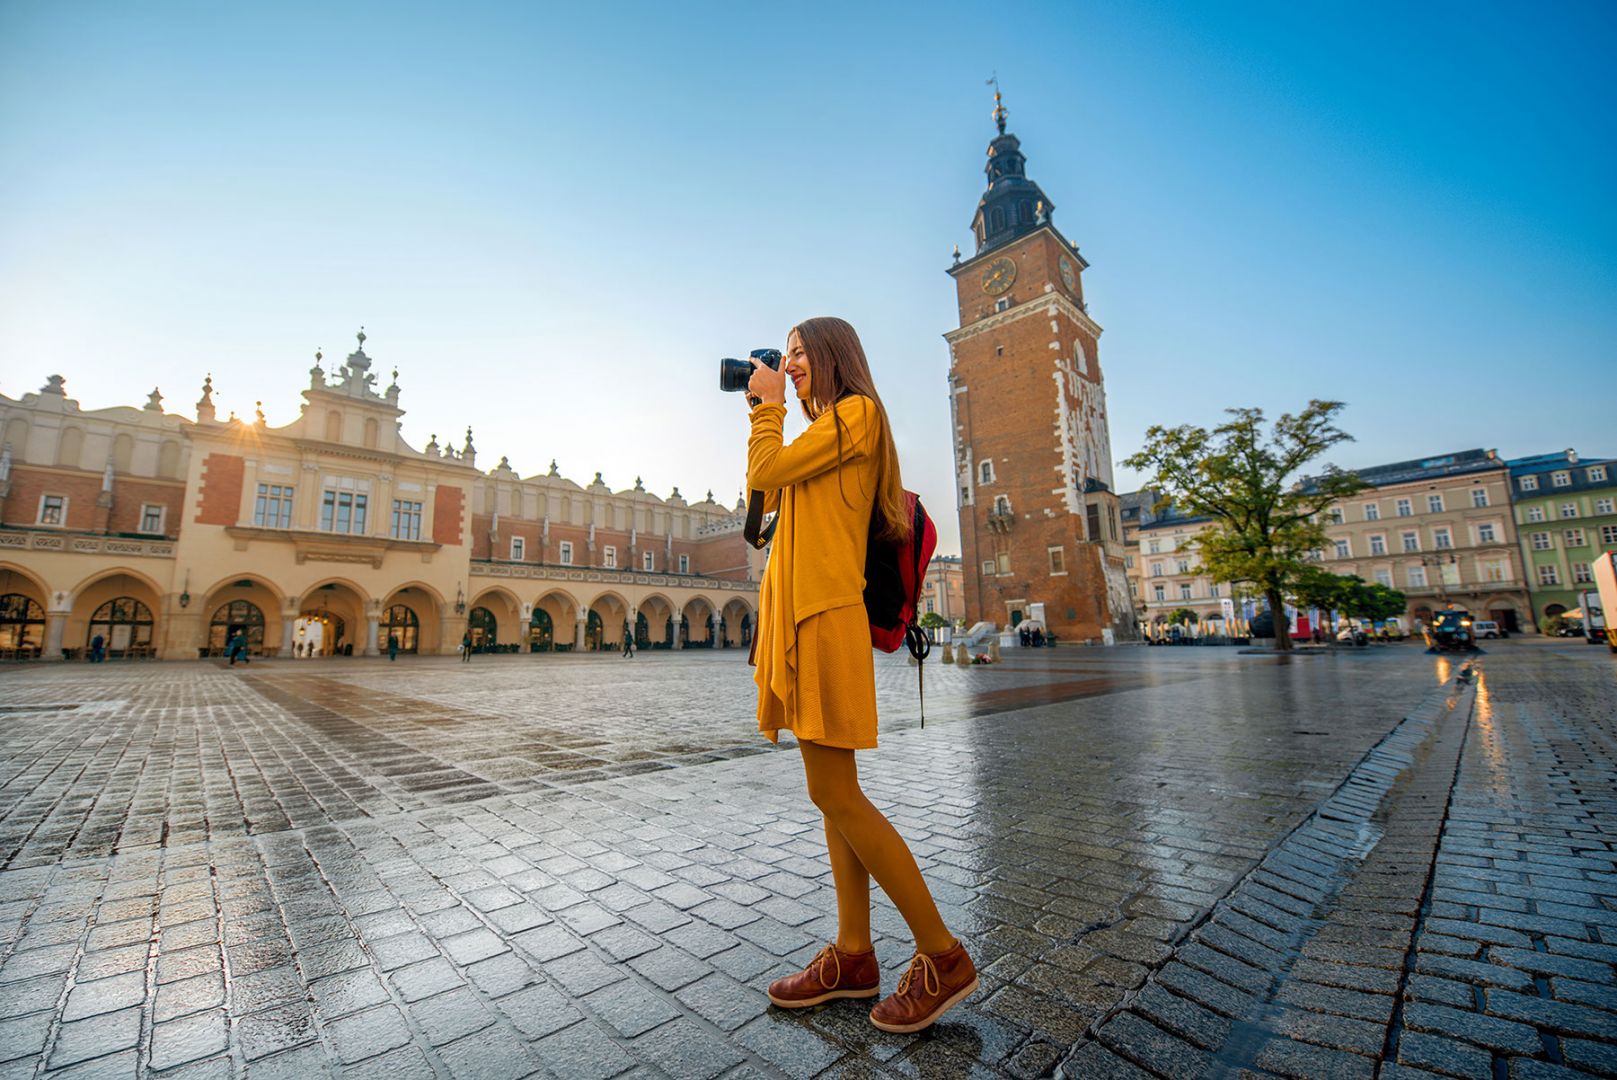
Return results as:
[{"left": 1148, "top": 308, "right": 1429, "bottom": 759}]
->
[{"left": 988, "top": 73, "right": 1007, "bottom": 135}]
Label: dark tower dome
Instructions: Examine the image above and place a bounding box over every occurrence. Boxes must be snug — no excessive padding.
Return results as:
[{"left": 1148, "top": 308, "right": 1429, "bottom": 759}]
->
[{"left": 969, "top": 90, "right": 1055, "bottom": 254}]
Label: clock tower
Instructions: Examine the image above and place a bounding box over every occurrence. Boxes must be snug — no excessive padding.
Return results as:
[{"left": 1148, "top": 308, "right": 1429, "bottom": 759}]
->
[{"left": 944, "top": 92, "right": 1136, "bottom": 643}]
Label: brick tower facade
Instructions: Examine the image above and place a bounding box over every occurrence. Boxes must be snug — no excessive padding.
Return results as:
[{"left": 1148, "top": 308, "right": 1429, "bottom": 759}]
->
[{"left": 944, "top": 94, "right": 1136, "bottom": 643}]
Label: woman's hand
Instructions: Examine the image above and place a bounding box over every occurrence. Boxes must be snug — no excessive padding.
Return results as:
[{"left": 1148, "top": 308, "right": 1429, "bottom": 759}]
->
[{"left": 747, "top": 357, "right": 788, "bottom": 406}]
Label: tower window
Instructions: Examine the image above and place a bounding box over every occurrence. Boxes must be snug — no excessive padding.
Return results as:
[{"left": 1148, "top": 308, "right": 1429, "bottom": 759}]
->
[
  {"left": 995, "top": 297, "right": 1009, "bottom": 312},
  {"left": 990, "top": 207, "right": 1004, "bottom": 232},
  {"left": 994, "top": 495, "right": 1011, "bottom": 516},
  {"left": 979, "top": 460, "right": 994, "bottom": 485}
]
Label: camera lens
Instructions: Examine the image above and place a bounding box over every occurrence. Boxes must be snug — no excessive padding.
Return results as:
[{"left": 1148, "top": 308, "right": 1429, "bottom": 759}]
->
[{"left": 718, "top": 349, "right": 783, "bottom": 393}]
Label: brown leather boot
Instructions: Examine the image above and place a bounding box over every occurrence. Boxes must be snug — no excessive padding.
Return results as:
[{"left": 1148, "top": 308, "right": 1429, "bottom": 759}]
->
[
  {"left": 868, "top": 939, "right": 978, "bottom": 1033},
  {"left": 766, "top": 943, "right": 880, "bottom": 1008}
]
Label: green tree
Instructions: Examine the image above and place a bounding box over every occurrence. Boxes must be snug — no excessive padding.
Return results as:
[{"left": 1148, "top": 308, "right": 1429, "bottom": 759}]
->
[
  {"left": 1166, "top": 607, "right": 1199, "bottom": 626},
  {"left": 918, "top": 612, "right": 948, "bottom": 631},
  {"left": 1292, "top": 566, "right": 1355, "bottom": 638},
  {"left": 1124, "top": 401, "right": 1367, "bottom": 652}
]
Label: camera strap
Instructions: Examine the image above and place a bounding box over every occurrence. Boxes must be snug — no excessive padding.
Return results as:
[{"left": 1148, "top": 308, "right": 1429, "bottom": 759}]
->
[{"left": 743, "top": 489, "right": 777, "bottom": 550}]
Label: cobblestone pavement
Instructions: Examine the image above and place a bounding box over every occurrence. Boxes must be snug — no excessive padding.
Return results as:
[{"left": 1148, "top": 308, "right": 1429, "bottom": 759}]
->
[{"left": 0, "top": 641, "right": 1609, "bottom": 1078}]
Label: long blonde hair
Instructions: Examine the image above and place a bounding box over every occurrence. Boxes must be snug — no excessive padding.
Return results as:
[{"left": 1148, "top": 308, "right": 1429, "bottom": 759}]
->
[{"left": 791, "top": 316, "right": 910, "bottom": 541}]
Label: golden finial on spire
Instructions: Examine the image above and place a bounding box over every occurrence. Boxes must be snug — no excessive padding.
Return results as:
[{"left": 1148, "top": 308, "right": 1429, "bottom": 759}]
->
[{"left": 987, "top": 73, "right": 1007, "bottom": 135}]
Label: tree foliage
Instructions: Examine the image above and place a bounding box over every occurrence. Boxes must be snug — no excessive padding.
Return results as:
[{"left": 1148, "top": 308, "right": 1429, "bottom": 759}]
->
[
  {"left": 1123, "top": 401, "right": 1367, "bottom": 651},
  {"left": 918, "top": 612, "right": 948, "bottom": 631},
  {"left": 1166, "top": 607, "right": 1199, "bottom": 625}
]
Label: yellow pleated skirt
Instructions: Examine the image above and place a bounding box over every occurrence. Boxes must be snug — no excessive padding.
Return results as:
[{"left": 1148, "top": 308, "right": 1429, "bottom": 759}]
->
[{"left": 756, "top": 603, "right": 879, "bottom": 750}]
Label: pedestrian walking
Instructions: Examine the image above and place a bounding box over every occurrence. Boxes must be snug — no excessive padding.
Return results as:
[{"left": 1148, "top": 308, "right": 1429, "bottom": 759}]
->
[
  {"left": 387, "top": 633, "right": 399, "bottom": 661},
  {"left": 747, "top": 317, "right": 975, "bottom": 1033},
  {"left": 228, "top": 630, "right": 250, "bottom": 666},
  {"left": 621, "top": 624, "right": 635, "bottom": 658},
  {"left": 90, "top": 633, "right": 105, "bottom": 663},
  {"left": 460, "top": 630, "right": 472, "bottom": 662}
]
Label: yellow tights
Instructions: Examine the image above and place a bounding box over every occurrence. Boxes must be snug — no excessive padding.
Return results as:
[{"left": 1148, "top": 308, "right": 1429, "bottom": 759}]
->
[{"left": 798, "top": 739, "right": 954, "bottom": 956}]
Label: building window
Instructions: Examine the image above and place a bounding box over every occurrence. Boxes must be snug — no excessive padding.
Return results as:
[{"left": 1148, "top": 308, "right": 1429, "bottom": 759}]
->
[
  {"left": 1147, "top": 539, "right": 1160, "bottom": 554},
  {"left": 979, "top": 460, "right": 994, "bottom": 484},
  {"left": 1401, "top": 531, "right": 1420, "bottom": 553},
  {"left": 1124, "top": 555, "right": 1134, "bottom": 569},
  {"left": 995, "top": 297, "right": 1009, "bottom": 312},
  {"left": 1179, "top": 583, "right": 1192, "bottom": 600},
  {"left": 1471, "top": 488, "right": 1489, "bottom": 508},
  {"left": 37, "top": 494, "right": 67, "bottom": 526},
  {"left": 1573, "top": 562, "right": 1593, "bottom": 584},
  {"left": 1588, "top": 466, "right": 1607, "bottom": 483},
  {"left": 1334, "top": 540, "right": 1351, "bottom": 559},
  {"left": 993, "top": 495, "right": 1011, "bottom": 516},
  {"left": 1048, "top": 546, "right": 1065, "bottom": 574},
  {"left": 138, "top": 504, "right": 165, "bottom": 534},
  {"left": 996, "top": 552, "right": 1011, "bottom": 574},
  {"left": 1176, "top": 559, "right": 1191, "bottom": 574},
  {"left": 1328, "top": 508, "right": 1344, "bottom": 525},
  {"left": 1561, "top": 503, "right": 1578, "bottom": 519},
  {"left": 1483, "top": 561, "right": 1506, "bottom": 582},
  {"left": 643, "top": 551, "right": 655, "bottom": 571},
  {"left": 1519, "top": 475, "right": 1539, "bottom": 491},
  {"left": 678, "top": 554, "right": 690, "bottom": 574},
  {"left": 1153, "top": 584, "right": 1166, "bottom": 602},
  {"left": 1363, "top": 503, "right": 1380, "bottom": 521},
  {"left": 320, "top": 491, "right": 368, "bottom": 534},
  {"left": 1408, "top": 566, "right": 1427, "bottom": 587},
  {"left": 1526, "top": 506, "right": 1546, "bottom": 523},
  {"left": 1396, "top": 498, "right": 1412, "bottom": 517},
  {"left": 559, "top": 541, "right": 574, "bottom": 565},
  {"left": 1477, "top": 523, "right": 1497, "bottom": 543},
  {"left": 1538, "top": 564, "right": 1560, "bottom": 586},
  {"left": 1433, "top": 528, "right": 1451, "bottom": 549},
  {"left": 1552, "top": 471, "right": 1571, "bottom": 487},
  {"left": 1531, "top": 532, "right": 1552, "bottom": 551},
  {"left": 925, "top": 599, "right": 935, "bottom": 614},
  {"left": 982, "top": 560, "right": 995, "bottom": 577},
  {"left": 1374, "top": 568, "right": 1393, "bottom": 587},
  {"left": 511, "top": 537, "right": 525, "bottom": 561},
  {"left": 1210, "top": 585, "right": 1220, "bottom": 598},
  {"left": 960, "top": 486, "right": 970, "bottom": 505},
  {"left": 1368, "top": 535, "right": 1387, "bottom": 556},
  {"left": 253, "top": 484, "right": 294, "bottom": 528},
  {"left": 1564, "top": 528, "right": 1586, "bottom": 547},
  {"left": 1603, "top": 525, "right": 1617, "bottom": 545},
  {"left": 1151, "top": 562, "right": 1164, "bottom": 577},
  {"left": 1595, "top": 497, "right": 1614, "bottom": 515},
  {"left": 603, "top": 545, "right": 617, "bottom": 568},
  {"left": 1427, "top": 494, "right": 1444, "bottom": 513},
  {"left": 390, "top": 500, "right": 422, "bottom": 540}
]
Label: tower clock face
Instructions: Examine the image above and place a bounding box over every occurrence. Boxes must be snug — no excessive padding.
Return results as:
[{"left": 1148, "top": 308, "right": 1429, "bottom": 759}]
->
[
  {"left": 1059, "top": 256, "right": 1076, "bottom": 292},
  {"left": 981, "top": 257, "right": 1016, "bottom": 296}
]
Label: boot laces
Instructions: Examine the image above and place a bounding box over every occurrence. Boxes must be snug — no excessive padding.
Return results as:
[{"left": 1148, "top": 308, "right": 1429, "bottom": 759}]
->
[
  {"left": 896, "top": 952, "right": 941, "bottom": 998},
  {"left": 812, "top": 945, "right": 842, "bottom": 989}
]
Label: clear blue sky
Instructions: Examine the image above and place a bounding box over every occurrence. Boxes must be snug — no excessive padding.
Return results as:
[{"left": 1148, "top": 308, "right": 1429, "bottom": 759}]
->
[{"left": 3, "top": 1, "right": 1612, "bottom": 555}]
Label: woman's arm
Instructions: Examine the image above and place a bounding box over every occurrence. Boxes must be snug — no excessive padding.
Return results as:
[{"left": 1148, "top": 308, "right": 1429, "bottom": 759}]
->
[{"left": 747, "top": 397, "right": 872, "bottom": 493}]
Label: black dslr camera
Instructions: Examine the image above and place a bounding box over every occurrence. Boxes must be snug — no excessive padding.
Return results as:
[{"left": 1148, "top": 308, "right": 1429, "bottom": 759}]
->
[{"left": 719, "top": 348, "right": 782, "bottom": 399}]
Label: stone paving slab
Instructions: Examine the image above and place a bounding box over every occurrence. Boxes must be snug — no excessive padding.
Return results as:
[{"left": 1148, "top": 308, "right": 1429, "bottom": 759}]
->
[{"left": 1, "top": 643, "right": 1602, "bottom": 1078}]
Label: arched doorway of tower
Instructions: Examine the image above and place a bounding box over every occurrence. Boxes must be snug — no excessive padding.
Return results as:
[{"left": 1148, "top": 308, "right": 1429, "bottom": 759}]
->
[
  {"left": 468, "top": 607, "right": 497, "bottom": 651},
  {"left": 382, "top": 584, "right": 445, "bottom": 655},
  {"left": 298, "top": 581, "right": 368, "bottom": 657},
  {"left": 681, "top": 596, "right": 716, "bottom": 648},
  {"left": 70, "top": 569, "right": 165, "bottom": 660},
  {"left": 201, "top": 575, "right": 284, "bottom": 658},
  {"left": 531, "top": 589, "right": 579, "bottom": 651},
  {"left": 638, "top": 594, "right": 676, "bottom": 650},
  {"left": 720, "top": 597, "right": 754, "bottom": 649},
  {"left": 587, "top": 591, "right": 630, "bottom": 652}
]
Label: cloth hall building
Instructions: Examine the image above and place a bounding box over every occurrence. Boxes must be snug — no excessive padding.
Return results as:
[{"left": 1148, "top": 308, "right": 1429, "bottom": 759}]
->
[{"left": 0, "top": 335, "right": 762, "bottom": 661}]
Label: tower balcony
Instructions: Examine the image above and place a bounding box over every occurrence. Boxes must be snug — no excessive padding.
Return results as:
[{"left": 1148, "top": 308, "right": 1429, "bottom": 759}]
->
[{"left": 986, "top": 511, "right": 1016, "bottom": 533}]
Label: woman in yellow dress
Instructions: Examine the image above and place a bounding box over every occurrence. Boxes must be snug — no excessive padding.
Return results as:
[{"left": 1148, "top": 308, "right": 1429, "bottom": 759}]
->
[{"left": 746, "top": 316, "right": 977, "bottom": 1034}]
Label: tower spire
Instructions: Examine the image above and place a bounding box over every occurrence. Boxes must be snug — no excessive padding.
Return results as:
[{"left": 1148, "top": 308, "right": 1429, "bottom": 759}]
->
[{"left": 988, "top": 74, "right": 1007, "bottom": 135}]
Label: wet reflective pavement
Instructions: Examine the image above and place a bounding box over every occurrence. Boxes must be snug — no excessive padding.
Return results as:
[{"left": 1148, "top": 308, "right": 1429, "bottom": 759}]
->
[{"left": 0, "top": 641, "right": 1609, "bottom": 1078}]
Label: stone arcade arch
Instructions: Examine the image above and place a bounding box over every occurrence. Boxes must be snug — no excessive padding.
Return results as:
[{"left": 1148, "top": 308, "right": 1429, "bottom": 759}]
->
[
  {"left": 681, "top": 595, "right": 717, "bottom": 648},
  {"left": 587, "top": 590, "right": 631, "bottom": 652},
  {"left": 637, "top": 592, "right": 677, "bottom": 650},
  {"left": 469, "top": 587, "right": 522, "bottom": 652},
  {"left": 531, "top": 589, "right": 582, "bottom": 651},
  {"left": 69, "top": 569, "right": 166, "bottom": 659},
  {"left": 298, "top": 579, "right": 370, "bottom": 657},
  {"left": 719, "top": 596, "right": 755, "bottom": 649},
  {"left": 383, "top": 582, "right": 447, "bottom": 656},
  {"left": 200, "top": 575, "right": 286, "bottom": 658},
  {"left": 0, "top": 564, "right": 51, "bottom": 658}
]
